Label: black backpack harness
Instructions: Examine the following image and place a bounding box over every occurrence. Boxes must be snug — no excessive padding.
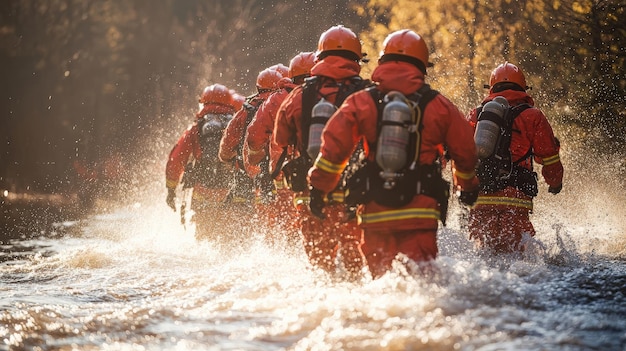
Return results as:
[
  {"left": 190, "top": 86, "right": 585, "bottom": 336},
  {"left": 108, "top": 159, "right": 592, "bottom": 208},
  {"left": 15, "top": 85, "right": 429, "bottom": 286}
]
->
[
  {"left": 476, "top": 102, "right": 538, "bottom": 197},
  {"left": 279, "top": 75, "right": 372, "bottom": 192},
  {"left": 343, "top": 85, "right": 452, "bottom": 224}
]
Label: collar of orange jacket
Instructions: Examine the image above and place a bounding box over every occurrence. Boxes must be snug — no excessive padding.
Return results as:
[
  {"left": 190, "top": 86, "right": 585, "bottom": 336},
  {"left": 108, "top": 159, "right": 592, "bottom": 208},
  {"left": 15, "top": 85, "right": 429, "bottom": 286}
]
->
[
  {"left": 310, "top": 55, "right": 361, "bottom": 80},
  {"left": 485, "top": 89, "right": 535, "bottom": 107},
  {"left": 372, "top": 61, "right": 425, "bottom": 96}
]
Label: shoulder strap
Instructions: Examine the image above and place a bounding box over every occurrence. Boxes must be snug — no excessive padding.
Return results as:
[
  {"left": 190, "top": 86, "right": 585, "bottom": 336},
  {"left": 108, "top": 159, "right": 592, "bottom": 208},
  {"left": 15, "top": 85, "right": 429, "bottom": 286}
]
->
[
  {"left": 415, "top": 85, "right": 439, "bottom": 133},
  {"left": 369, "top": 85, "right": 439, "bottom": 157},
  {"left": 507, "top": 103, "right": 531, "bottom": 129},
  {"left": 300, "top": 77, "right": 321, "bottom": 158},
  {"left": 236, "top": 102, "right": 260, "bottom": 159},
  {"left": 410, "top": 85, "right": 439, "bottom": 163},
  {"left": 509, "top": 103, "right": 533, "bottom": 164}
]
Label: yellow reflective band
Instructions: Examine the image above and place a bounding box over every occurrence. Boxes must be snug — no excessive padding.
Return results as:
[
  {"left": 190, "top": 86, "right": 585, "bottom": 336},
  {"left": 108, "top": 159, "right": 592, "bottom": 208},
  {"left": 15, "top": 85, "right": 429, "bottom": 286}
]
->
[
  {"left": 329, "top": 191, "right": 345, "bottom": 203},
  {"left": 248, "top": 147, "right": 264, "bottom": 155},
  {"left": 273, "top": 180, "right": 286, "bottom": 189},
  {"left": 475, "top": 196, "right": 533, "bottom": 210},
  {"left": 166, "top": 179, "right": 178, "bottom": 189},
  {"left": 315, "top": 156, "right": 345, "bottom": 175},
  {"left": 542, "top": 154, "right": 560, "bottom": 166},
  {"left": 455, "top": 169, "right": 476, "bottom": 180},
  {"left": 293, "top": 196, "right": 309, "bottom": 207},
  {"left": 359, "top": 207, "right": 440, "bottom": 225}
]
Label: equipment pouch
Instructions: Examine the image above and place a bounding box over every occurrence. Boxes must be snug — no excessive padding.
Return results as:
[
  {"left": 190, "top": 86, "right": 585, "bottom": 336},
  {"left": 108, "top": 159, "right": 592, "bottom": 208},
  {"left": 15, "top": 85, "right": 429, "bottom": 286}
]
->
[
  {"left": 511, "top": 166, "right": 538, "bottom": 197},
  {"left": 281, "top": 156, "right": 310, "bottom": 192},
  {"left": 368, "top": 166, "right": 417, "bottom": 208}
]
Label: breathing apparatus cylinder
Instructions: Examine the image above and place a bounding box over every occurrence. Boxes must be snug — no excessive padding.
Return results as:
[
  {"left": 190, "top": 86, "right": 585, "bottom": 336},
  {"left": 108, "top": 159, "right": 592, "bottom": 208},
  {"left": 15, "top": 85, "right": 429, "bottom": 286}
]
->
[
  {"left": 307, "top": 98, "right": 336, "bottom": 160},
  {"left": 474, "top": 96, "right": 509, "bottom": 159},
  {"left": 201, "top": 117, "right": 222, "bottom": 136},
  {"left": 376, "top": 91, "right": 413, "bottom": 189}
]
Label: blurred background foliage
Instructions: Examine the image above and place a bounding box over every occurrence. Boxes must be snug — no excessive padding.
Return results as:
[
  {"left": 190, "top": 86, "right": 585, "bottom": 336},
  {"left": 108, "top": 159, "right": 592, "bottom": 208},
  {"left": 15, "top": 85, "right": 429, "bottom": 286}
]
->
[{"left": 0, "top": 0, "right": 623, "bottom": 197}]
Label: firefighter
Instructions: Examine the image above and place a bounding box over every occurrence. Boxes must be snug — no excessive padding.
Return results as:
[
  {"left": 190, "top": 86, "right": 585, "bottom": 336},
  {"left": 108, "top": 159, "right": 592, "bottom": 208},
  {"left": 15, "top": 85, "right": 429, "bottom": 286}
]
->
[
  {"left": 308, "top": 29, "right": 479, "bottom": 279},
  {"left": 466, "top": 62, "right": 564, "bottom": 254},
  {"left": 274, "top": 26, "right": 370, "bottom": 280},
  {"left": 165, "top": 84, "right": 236, "bottom": 241},
  {"left": 243, "top": 52, "right": 316, "bottom": 246},
  {"left": 218, "top": 67, "right": 284, "bottom": 225}
]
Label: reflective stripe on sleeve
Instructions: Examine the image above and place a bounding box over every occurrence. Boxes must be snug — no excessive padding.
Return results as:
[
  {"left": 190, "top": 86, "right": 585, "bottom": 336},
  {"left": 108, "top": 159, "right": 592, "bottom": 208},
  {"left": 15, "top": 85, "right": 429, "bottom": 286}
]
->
[
  {"left": 329, "top": 191, "right": 345, "bottom": 203},
  {"left": 166, "top": 179, "right": 178, "bottom": 189},
  {"left": 455, "top": 169, "right": 476, "bottom": 180},
  {"left": 542, "top": 154, "right": 560, "bottom": 166},
  {"left": 474, "top": 196, "right": 533, "bottom": 210},
  {"left": 314, "top": 156, "right": 346, "bottom": 175},
  {"left": 358, "top": 207, "right": 440, "bottom": 225}
]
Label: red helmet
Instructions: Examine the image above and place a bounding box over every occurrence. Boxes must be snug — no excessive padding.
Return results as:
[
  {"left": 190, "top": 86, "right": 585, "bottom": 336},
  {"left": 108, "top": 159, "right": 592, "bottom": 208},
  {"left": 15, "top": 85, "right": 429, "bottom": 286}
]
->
[
  {"left": 230, "top": 90, "right": 245, "bottom": 110},
  {"left": 317, "top": 25, "right": 363, "bottom": 61},
  {"left": 268, "top": 63, "right": 289, "bottom": 78},
  {"left": 256, "top": 68, "right": 283, "bottom": 91},
  {"left": 288, "top": 52, "right": 316, "bottom": 78},
  {"left": 199, "top": 84, "right": 233, "bottom": 106},
  {"left": 489, "top": 62, "right": 527, "bottom": 90},
  {"left": 380, "top": 29, "right": 429, "bottom": 71}
]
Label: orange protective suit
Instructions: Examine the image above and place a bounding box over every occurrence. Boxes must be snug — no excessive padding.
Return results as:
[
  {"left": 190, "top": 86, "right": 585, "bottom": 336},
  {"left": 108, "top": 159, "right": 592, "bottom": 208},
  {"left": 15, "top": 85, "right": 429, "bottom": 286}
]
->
[
  {"left": 219, "top": 91, "right": 276, "bottom": 240},
  {"left": 219, "top": 93, "right": 272, "bottom": 165},
  {"left": 274, "top": 55, "right": 367, "bottom": 278},
  {"left": 166, "top": 102, "right": 236, "bottom": 241},
  {"left": 243, "top": 78, "right": 300, "bottom": 245},
  {"left": 219, "top": 93, "right": 273, "bottom": 201},
  {"left": 467, "top": 89, "right": 564, "bottom": 254},
  {"left": 308, "top": 61, "right": 479, "bottom": 278}
]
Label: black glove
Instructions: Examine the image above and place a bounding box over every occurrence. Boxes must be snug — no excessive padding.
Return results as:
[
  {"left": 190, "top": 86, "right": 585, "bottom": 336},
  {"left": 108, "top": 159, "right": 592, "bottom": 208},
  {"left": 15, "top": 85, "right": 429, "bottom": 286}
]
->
[
  {"left": 548, "top": 183, "right": 562, "bottom": 195},
  {"left": 166, "top": 188, "right": 176, "bottom": 211},
  {"left": 458, "top": 189, "right": 479, "bottom": 206},
  {"left": 309, "top": 187, "right": 326, "bottom": 219}
]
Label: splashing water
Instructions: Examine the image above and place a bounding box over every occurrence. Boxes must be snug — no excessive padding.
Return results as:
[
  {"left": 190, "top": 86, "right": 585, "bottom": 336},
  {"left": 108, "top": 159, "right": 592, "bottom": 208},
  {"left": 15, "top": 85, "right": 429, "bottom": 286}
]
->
[{"left": 2, "top": 146, "right": 625, "bottom": 350}]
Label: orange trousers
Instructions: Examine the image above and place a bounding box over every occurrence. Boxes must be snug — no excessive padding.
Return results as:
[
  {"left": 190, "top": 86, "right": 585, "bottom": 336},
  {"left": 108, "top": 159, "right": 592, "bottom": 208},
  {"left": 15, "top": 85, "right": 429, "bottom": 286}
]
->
[
  {"left": 361, "top": 228, "right": 438, "bottom": 279},
  {"left": 297, "top": 202, "right": 365, "bottom": 280},
  {"left": 468, "top": 206, "right": 535, "bottom": 254},
  {"left": 255, "top": 188, "right": 300, "bottom": 246}
]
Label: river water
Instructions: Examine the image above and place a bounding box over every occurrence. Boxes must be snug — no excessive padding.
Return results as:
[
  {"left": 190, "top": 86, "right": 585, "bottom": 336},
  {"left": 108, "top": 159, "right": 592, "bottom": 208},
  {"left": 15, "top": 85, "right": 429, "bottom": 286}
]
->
[{"left": 1, "top": 158, "right": 625, "bottom": 350}]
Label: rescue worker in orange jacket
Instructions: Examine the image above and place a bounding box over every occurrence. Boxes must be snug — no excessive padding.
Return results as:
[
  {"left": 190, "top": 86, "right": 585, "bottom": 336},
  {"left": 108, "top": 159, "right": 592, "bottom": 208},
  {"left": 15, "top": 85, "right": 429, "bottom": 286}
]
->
[
  {"left": 243, "top": 52, "right": 316, "bottom": 245},
  {"left": 219, "top": 67, "right": 284, "bottom": 209},
  {"left": 308, "top": 29, "right": 479, "bottom": 279},
  {"left": 165, "top": 84, "right": 236, "bottom": 241},
  {"left": 466, "top": 62, "right": 564, "bottom": 254},
  {"left": 274, "top": 25, "right": 370, "bottom": 280}
]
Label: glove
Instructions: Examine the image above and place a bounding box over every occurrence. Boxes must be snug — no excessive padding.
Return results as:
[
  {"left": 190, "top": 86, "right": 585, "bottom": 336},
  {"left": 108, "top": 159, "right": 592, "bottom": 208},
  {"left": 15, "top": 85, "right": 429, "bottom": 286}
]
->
[
  {"left": 308, "top": 187, "right": 326, "bottom": 219},
  {"left": 166, "top": 188, "right": 176, "bottom": 211},
  {"left": 458, "top": 189, "right": 479, "bottom": 206},
  {"left": 548, "top": 183, "right": 562, "bottom": 195}
]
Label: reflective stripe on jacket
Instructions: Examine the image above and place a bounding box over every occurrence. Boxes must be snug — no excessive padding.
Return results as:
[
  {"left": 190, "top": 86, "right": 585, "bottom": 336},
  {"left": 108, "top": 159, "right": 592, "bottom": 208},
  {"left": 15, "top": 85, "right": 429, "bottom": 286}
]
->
[{"left": 309, "top": 61, "right": 478, "bottom": 231}]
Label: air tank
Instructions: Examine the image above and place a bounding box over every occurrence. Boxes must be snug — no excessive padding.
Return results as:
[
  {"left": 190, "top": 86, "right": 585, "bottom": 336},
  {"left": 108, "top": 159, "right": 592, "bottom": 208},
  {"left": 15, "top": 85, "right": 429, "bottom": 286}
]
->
[
  {"left": 306, "top": 98, "right": 336, "bottom": 160},
  {"left": 474, "top": 96, "right": 509, "bottom": 159},
  {"left": 376, "top": 91, "right": 412, "bottom": 189}
]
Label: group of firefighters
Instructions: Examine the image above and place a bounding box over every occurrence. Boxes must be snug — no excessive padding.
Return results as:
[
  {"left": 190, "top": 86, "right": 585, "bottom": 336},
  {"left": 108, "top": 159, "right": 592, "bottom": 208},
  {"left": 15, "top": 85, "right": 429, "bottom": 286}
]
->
[{"left": 165, "top": 25, "right": 564, "bottom": 281}]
